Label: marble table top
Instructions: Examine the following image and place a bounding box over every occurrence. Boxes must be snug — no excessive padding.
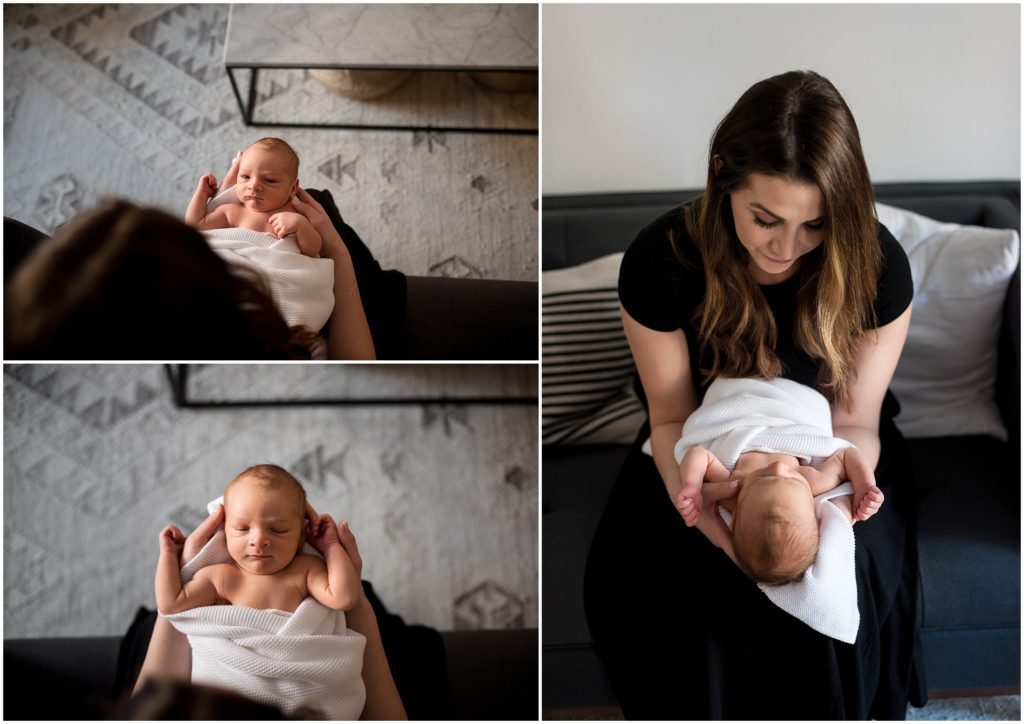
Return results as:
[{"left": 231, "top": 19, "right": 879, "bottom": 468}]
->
[{"left": 225, "top": 4, "right": 537, "bottom": 70}]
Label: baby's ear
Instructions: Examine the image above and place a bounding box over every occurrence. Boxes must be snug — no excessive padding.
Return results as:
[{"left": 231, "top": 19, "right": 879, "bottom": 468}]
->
[{"left": 290, "top": 178, "right": 299, "bottom": 195}]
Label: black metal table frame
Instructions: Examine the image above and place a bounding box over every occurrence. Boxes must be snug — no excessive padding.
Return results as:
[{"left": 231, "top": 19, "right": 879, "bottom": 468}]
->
[
  {"left": 164, "top": 365, "right": 537, "bottom": 409},
  {"left": 226, "top": 64, "right": 538, "bottom": 135}
]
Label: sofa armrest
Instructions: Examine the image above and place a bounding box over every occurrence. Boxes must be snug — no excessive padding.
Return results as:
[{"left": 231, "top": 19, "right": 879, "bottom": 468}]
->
[
  {"left": 996, "top": 259, "right": 1020, "bottom": 459},
  {"left": 4, "top": 636, "right": 122, "bottom": 719},
  {"left": 401, "top": 276, "right": 538, "bottom": 360},
  {"left": 441, "top": 628, "right": 538, "bottom": 720}
]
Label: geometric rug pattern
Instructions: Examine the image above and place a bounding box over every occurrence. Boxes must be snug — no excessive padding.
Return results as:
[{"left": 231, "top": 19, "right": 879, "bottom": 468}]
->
[
  {"left": 3, "top": 364, "right": 538, "bottom": 637},
  {"left": 3, "top": 4, "right": 537, "bottom": 281}
]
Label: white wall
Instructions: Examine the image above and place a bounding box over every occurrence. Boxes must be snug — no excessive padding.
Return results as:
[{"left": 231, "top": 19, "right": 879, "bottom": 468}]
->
[{"left": 542, "top": 4, "right": 1020, "bottom": 194}]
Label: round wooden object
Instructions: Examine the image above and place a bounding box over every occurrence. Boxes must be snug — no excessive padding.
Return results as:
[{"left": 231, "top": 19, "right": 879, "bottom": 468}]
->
[{"left": 309, "top": 69, "right": 414, "bottom": 100}]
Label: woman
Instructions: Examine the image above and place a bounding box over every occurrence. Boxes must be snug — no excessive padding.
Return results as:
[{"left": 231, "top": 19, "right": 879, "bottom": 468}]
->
[
  {"left": 4, "top": 188, "right": 375, "bottom": 360},
  {"left": 133, "top": 503, "right": 407, "bottom": 720},
  {"left": 583, "top": 70, "right": 925, "bottom": 718}
]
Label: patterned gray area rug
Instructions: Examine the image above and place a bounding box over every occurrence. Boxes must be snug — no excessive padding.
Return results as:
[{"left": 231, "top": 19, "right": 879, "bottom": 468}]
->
[
  {"left": 3, "top": 364, "right": 538, "bottom": 638},
  {"left": 3, "top": 4, "right": 537, "bottom": 281}
]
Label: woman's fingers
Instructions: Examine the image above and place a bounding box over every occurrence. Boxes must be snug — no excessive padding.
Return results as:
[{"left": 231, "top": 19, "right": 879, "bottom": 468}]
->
[
  {"left": 337, "top": 520, "right": 363, "bottom": 577},
  {"left": 183, "top": 504, "right": 224, "bottom": 560},
  {"left": 294, "top": 187, "right": 326, "bottom": 215},
  {"left": 701, "top": 480, "right": 739, "bottom": 503}
]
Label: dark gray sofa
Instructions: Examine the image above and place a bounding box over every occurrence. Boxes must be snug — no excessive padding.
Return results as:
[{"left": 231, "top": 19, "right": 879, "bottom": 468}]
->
[{"left": 542, "top": 181, "right": 1021, "bottom": 714}]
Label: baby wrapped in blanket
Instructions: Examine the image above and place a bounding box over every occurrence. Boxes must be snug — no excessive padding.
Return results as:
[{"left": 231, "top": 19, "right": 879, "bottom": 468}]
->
[
  {"left": 185, "top": 138, "right": 334, "bottom": 335},
  {"left": 668, "top": 377, "right": 885, "bottom": 643},
  {"left": 155, "top": 464, "right": 366, "bottom": 719}
]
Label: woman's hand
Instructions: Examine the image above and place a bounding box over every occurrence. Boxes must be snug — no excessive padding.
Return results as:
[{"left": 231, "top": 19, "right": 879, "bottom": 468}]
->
[
  {"left": 220, "top": 151, "right": 242, "bottom": 193},
  {"left": 692, "top": 480, "right": 739, "bottom": 564},
  {"left": 291, "top": 187, "right": 376, "bottom": 360},
  {"left": 182, "top": 504, "right": 225, "bottom": 562},
  {"left": 291, "top": 187, "right": 332, "bottom": 234}
]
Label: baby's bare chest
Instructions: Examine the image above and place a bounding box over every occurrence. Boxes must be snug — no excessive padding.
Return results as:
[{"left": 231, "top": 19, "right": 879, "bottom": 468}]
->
[
  {"left": 220, "top": 566, "right": 308, "bottom": 612},
  {"left": 225, "top": 206, "right": 274, "bottom": 234}
]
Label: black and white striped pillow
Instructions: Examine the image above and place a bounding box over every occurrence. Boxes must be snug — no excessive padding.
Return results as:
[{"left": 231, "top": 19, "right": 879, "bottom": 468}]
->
[{"left": 542, "top": 253, "right": 646, "bottom": 445}]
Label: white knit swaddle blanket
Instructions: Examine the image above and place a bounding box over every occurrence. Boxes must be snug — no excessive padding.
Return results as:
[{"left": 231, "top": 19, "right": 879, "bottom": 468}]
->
[
  {"left": 164, "top": 498, "right": 367, "bottom": 719},
  {"left": 203, "top": 228, "right": 335, "bottom": 332},
  {"left": 671, "top": 377, "right": 860, "bottom": 644}
]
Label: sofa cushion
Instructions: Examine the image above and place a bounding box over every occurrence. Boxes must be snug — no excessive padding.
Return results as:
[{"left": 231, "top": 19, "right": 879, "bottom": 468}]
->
[
  {"left": 909, "top": 436, "right": 1019, "bottom": 630},
  {"left": 542, "top": 444, "right": 629, "bottom": 646},
  {"left": 877, "top": 203, "right": 1020, "bottom": 440},
  {"left": 542, "top": 254, "right": 645, "bottom": 444}
]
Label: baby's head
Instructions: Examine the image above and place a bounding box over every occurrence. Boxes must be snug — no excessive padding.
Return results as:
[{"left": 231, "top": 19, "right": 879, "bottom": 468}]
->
[
  {"left": 234, "top": 137, "right": 300, "bottom": 212},
  {"left": 732, "top": 461, "right": 818, "bottom": 585},
  {"left": 223, "top": 464, "right": 308, "bottom": 575}
]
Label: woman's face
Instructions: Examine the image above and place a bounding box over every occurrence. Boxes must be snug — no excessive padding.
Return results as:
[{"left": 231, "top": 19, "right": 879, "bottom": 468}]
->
[{"left": 728, "top": 173, "right": 826, "bottom": 285}]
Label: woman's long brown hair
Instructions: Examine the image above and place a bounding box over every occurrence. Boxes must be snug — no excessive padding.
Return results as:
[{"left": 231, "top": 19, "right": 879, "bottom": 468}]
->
[
  {"left": 5, "top": 200, "right": 316, "bottom": 359},
  {"left": 680, "top": 70, "right": 881, "bottom": 405}
]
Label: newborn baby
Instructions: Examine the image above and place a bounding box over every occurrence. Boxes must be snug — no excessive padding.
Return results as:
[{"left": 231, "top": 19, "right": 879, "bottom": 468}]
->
[
  {"left": 185, "top": 137, "right": 322, "bottom": 257},
  {"left": 183, "top": 138, "right": 336, "bottom": 341},
  {"left": 156, "top": 464, "right": 360, "bottom": 614},
  {"left": 672, "top": 376, "right": 884, "bottom": 585},
  {"left": 678, "top": 446, "right": 882, "bottom": 584}
]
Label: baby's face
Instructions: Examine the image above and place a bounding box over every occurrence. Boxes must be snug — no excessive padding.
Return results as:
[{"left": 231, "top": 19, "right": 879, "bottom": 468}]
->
[
  {"left": 224, "top": 477, "right": 305, "bottom": 575},
  {"left": 234, "top": 146, "right": 298, "bottom": 212}
]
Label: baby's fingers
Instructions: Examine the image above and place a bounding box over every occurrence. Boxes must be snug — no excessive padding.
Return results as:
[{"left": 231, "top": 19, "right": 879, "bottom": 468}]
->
[
  {"left": 857, "top": 487, "right": 884, "bottom": 521},
  {"left": 675, "top": 496, "right": 700, "bottom": 527}
]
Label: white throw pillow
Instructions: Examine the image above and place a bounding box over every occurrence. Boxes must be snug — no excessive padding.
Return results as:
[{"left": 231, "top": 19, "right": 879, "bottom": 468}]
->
[
  {"left": 542, "top": 253, "right": 646, "bottom": 445},
  {"left": 876, "top": 202, "right": 1019, "bottom": 440}
]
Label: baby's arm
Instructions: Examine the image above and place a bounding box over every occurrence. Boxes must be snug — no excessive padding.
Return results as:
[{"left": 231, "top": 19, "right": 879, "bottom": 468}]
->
[
  {"left": 805, "top": 448, "right": 884, "bottom": 522},
  {"left": 306, "top": 515, "right": 361, "bottom": 610},
  {"left": 154, "top": 525, "right": 221, "bottom": 614},
  {"left": 193, "top": 205, "right": 232, "bottom": 232},
  {"left": 835, "top": 446, "right": 885, "bottom": 522},
  {"left": 294, "top": 220, "right": 324, "bottom": 257},
  {"left": 185, "top": 174, "right": 218, "bottom": 227},
  {"left": 269, "top": 209, "right": 323, "bottom": 257},
  {"left": 676, "top": 446, "right": 730, "bottom": 526}
]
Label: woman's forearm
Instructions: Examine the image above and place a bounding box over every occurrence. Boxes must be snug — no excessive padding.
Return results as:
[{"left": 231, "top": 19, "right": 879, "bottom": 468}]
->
[
  {"left": 833, "top": 425, "right": 881, "bottom": 470},
  {"left": 650, "top": 420, "right": 687, "bottom": 501},
  {"left": 347, "top": 593, "right": 407, "bottom": 720},
  {"left": 132, "top": 616, "right": 192, "bottom": 695},
  {"left": 316, "top": 221, "right": 375, "bottom": 360}
]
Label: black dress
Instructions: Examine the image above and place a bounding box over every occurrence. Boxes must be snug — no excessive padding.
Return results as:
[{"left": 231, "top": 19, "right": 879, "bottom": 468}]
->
[{"left": 583, "top": 207, "right": 926, "bottom": 719}]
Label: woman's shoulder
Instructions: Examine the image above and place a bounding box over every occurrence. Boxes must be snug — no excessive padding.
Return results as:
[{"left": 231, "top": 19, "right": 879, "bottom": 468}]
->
[
  {"left": 625, "top": 204, "right": 700, "bottom": 264},
  {"left": 873, "top": 220, "right": 913, "bottom": 327},
  {"left": 618, "top": 203, "right": 704, "bottom": 332}
]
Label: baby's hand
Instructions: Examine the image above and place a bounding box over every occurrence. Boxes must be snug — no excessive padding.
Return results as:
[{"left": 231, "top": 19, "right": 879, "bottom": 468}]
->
[
  {"left": 676, "top": 480, "right": 704, "bottom": 527},
  {"left": 268, "top": 211, "right": 307, "bottom": 239},
  {"left": 307, "top": 513, "right": 342, "bottom": 553},
  {"left": 196, "top": 174, "right": 218, "bottom": 198},
  {"left": 159, "top": 524, "right": 185, "bottom": 557},
  {"left": 853, "top": 485, "right": 885, "bottom": 522}
]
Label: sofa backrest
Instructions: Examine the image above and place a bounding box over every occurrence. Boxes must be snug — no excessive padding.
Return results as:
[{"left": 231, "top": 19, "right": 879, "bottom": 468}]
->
[{"left": 542, "top": 181, "right": 1020, "bottom": 271}]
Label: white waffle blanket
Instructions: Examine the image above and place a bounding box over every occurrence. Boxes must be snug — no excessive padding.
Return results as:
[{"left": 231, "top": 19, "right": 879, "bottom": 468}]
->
[
  {"left": 673, "top": 376, "right": 853, "bottom": 469},
  {"left": 660, "top": 377, "right": 860, "bottom": 643},
  {"left": 164, "top": 498, "right": 366, "bottom": 719},
  {"left": 203, "top": 227, "right": 335, "bottom": 332}
]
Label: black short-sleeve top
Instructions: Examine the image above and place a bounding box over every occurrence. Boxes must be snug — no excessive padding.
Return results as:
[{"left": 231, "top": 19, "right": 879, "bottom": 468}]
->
[{"left": 618, "top": 206, "right": 913, "bottom": 398}]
